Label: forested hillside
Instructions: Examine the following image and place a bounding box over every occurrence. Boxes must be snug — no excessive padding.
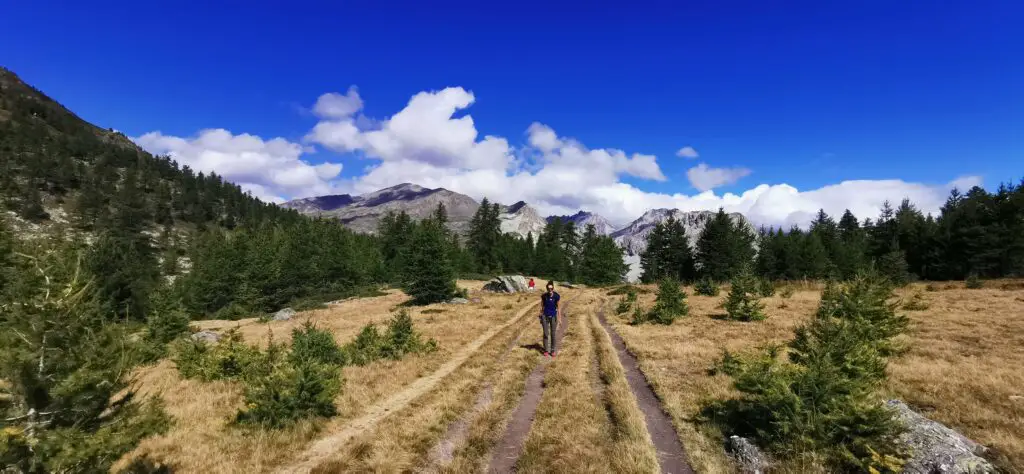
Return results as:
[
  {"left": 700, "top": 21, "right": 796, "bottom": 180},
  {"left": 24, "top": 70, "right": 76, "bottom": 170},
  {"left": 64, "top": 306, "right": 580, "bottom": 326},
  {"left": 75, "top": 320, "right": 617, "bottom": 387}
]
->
[
  {"left": 0, "top": 67, "right": 631, "bottom": 472},
  {"left": 639, "top": 191, "right": 1024, "bottom": 285}
]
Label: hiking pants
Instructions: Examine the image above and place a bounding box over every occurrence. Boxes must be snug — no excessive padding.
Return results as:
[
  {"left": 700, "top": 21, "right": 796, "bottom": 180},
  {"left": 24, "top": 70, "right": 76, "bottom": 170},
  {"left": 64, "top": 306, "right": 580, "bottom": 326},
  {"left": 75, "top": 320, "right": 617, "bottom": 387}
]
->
[{"left": 541, "top": 315, "right": 558, "bottom": 353}]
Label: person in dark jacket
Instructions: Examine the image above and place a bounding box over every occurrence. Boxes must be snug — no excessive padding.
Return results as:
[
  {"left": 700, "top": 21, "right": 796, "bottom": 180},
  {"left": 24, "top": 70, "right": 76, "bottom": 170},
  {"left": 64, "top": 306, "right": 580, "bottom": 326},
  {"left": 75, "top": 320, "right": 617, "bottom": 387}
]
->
[{"left": 539, "top": 281, "right": 560, "bottom": 357}]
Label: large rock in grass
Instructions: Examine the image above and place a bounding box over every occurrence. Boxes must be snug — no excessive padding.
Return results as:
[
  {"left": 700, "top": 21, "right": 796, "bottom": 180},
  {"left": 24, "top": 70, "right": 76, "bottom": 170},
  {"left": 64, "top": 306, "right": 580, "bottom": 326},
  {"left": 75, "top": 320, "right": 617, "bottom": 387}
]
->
[
  {"left": 727, "top": 435, "right": 769, "bottom": 474},
  {"left": 273, "top": 307, "right": 296, "bottom": 321},
  {"left": 482, "top": 275, "right": 529, "bottom": 293},
  {"left": 888, "top": 400, "right": 996, "bottom": 474},
  {"left": 190, "top": 331, "right": 221, "bottom": 343}
]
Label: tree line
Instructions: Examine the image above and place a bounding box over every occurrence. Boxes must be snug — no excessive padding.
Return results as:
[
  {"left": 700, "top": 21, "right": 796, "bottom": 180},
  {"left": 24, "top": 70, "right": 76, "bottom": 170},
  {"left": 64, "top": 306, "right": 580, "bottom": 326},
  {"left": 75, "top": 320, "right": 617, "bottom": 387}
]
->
[
  {"left": 639, "top": 181, "right": 1024, "bottom": 284},
  {"left": 377, "top": 197, "right": 628, "bottom": 295}
]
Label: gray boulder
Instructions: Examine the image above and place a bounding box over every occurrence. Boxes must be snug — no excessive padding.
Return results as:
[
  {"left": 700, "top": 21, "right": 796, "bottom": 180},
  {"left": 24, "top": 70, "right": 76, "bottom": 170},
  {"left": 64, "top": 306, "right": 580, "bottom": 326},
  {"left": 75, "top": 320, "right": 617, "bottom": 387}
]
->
[
  {"left": 273, "top": 307, "right": 296, "bottom": 321},
  {"left": 190, "top": 330, "right": 221, "bottom": 343},
  {"left": 727, "top": 435, "right": 769, "bottom": 474},
  {"left": 482, "top": 275, "right": 529, "bottom": 293},
  {"left": 447, "top": 297, "right": 469, "bottom": 304},
  {"left": 887, "top": 400, "right": 996, "bottom": 474}
]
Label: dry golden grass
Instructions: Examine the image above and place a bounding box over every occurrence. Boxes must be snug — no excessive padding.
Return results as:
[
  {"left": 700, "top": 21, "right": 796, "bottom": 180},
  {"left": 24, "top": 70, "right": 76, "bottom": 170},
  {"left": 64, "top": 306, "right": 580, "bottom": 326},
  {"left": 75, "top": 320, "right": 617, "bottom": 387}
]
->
[
  {"left": 438, "top": 321, "right": 541, "bottom": 474},
  {"left": 590, "top": 299, "right": 663, "bottom": 474},
  {"left": 307, "top": 294, "right": 543, "bottom": 473},
  {"left": 116, "top": 281, "right": 537, "bottom": 473},
  {"left": 516, "top": 293, "right": 621, "bottom": 473},
  {"left": 601, "top": 282, "right": 1024, "bottom": 473},
  {"left": 884, "top": 285, "right": 1024, "bottom": 472}
]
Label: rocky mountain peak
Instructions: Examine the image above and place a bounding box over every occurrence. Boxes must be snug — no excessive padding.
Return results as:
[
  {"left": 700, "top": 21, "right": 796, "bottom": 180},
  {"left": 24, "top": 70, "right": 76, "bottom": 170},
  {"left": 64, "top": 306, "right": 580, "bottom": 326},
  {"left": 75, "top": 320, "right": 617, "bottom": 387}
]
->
[
  {"left": 499, "top": 201, "right": 546, "bottom": 238},
  {"left": 549, "top": 210, "right": 616, "bottom": 235}
]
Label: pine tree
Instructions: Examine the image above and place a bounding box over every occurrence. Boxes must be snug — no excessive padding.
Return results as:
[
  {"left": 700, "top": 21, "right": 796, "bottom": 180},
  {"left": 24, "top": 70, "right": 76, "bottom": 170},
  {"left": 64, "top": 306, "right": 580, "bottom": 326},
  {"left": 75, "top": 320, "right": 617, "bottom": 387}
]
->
[
  {"left": 798, "top": 232, "right": 831, "bottom": 279},
  {"left": 0, "top": 241, "right": 169, "bottom": 472},
  {"left": 877, "top": 250, "right": 910, "bottom": 287},
  {"left": 560, "top": 221, "right": 581, "bottom": 279},
  {"left": 646, "top": 278, "right": 688, "bottom": 324},
  {"left": 724, "top": 268, "right": 767, "bottom": 321},
  {"left": 433, "top": 202, "right": 448, "bottom": 226},
  {"left": 0, "top": 214, "right": 16, "bottom": 302},
  {"left": 755, "top": 226, "right": 781, "bottom": 279},
  {"left": 715, "top": 273, "right": 907, "bottom": 471},
  {"left": 177, "top": 229, "right": 241, "bottom": 315},
  {"left": 696, "top": 209, "right": 756, "bottom": 281},
  {"left": 378, "top": 211, "right": 416, "bottom": 283},
  {"left": 18, "top": 180, "right": 49, "bottom": 221},
  {"left": 664, "top": 215, "right": 697, "bottom": 282},
  {"left": 86, "top": 171, "right": 159, "bottom": 320},
  {"left": 639, "top": 221, "right": 668, "bottom": 283},
  {"left": 468, "top": 198, "right": 502, "bottom": 273},
  {"left": 536, "top": 217, "right": 572, "bottom": 280},
  {"left": 835, "top": 209, "right": 867, "bottom": 278},
  {"left": 405, "top": 218, "right": 458, "bottom": 304},
  {"left": 577, "top": 224, "right": 627, "bottom": 285}
]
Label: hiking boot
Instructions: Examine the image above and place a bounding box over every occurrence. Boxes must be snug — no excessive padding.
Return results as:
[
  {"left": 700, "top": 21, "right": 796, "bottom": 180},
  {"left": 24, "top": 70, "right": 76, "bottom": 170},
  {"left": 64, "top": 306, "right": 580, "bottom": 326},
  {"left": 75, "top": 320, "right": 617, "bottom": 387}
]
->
[
  {"left": 543, "top": 351, "right": 550, "bottom": 357},
  {"left": 551, "top": 352, "right": 557, "bottom": 358}
]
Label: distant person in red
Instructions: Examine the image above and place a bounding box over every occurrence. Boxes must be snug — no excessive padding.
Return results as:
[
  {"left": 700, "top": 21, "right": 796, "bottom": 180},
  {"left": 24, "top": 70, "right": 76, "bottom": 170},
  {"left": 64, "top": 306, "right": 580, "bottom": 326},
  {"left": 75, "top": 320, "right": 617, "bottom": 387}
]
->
[{"left": 528, "top": 278, "right": 535, "bottom": 291}]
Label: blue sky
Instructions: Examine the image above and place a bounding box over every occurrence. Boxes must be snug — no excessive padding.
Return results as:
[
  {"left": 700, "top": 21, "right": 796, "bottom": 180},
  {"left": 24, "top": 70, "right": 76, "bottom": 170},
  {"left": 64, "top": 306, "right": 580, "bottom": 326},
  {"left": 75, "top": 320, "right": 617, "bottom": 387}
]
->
[{"left": 2, "top": 0, "right": 1021, "bottom": 225}]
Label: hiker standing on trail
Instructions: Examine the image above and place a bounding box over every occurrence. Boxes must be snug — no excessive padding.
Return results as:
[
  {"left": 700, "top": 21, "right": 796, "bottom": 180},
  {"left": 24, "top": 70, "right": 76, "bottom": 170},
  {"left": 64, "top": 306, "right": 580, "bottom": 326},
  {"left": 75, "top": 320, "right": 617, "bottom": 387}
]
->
[
  {"left": 528, "top": 278, "right": 535, "bottom": 291},
  {"left": 540, "top": 281, "right": 560, "bottom": 357}
]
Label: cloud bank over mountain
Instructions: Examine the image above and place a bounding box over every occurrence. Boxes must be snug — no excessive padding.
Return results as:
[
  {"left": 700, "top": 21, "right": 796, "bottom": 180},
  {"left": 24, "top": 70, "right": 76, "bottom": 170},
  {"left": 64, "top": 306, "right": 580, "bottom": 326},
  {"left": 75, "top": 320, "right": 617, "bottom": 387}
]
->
[{"left": 132, "top": 86, "right": 981, "bottom": 229}]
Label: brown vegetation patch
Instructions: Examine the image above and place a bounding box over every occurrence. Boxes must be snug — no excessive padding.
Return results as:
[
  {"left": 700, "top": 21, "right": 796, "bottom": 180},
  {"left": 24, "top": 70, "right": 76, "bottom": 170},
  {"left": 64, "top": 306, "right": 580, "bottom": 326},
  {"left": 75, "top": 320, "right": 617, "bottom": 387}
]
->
[
  {"left": 117, "top": 283, "right": 531, "bottom": 473},
  {"left": 602, "top": 282, "right": 1024, "bottom": 472}
]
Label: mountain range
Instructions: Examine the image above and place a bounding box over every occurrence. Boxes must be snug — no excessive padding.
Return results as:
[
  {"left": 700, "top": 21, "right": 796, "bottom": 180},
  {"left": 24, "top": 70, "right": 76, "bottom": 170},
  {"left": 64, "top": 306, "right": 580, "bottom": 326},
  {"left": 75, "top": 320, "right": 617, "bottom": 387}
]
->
[
  {"left": 282, "top": 185, "right": 754, "bottom": 280},
  {"left": 0, "top": 65, "right": 750, "bottom": 284}
]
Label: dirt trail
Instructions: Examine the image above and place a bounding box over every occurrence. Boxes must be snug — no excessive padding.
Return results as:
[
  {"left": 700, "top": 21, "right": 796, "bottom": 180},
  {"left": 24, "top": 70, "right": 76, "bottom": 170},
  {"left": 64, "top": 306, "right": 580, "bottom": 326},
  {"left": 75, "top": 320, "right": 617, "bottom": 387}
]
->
[
  {"left": 277, "top": 300, "right": 540, "bottom": 474},
  {"left": 596, "top": 308, "right": 694, "bottom": 474},
  {"left": 486, "top": 300, "right": 571, "bottom": 474},
  {"left": 422, "top": 319, "right": 529, "bottom": 470}
]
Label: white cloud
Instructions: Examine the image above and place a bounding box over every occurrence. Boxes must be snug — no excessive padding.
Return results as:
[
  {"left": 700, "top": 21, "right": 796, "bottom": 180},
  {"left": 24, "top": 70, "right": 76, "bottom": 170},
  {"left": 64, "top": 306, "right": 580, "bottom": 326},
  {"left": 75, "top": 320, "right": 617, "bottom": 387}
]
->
[
  {"left": 676, "top": 146, "right": 699, "bottom": 159},
  {"left": 686, "top": 163, "right": 752, "bottom": 191},
  {"left": 308, "top": 87, "right": 513, "bottom": 171},
  {"left": 133, "top": 128, "right": 343, "bottom": 203},
  {"left": 136, "top": 85, "right": 982, "bottom": 231},
  {"left": 312, "top": 86, "right": 363, "bottom": 119}
]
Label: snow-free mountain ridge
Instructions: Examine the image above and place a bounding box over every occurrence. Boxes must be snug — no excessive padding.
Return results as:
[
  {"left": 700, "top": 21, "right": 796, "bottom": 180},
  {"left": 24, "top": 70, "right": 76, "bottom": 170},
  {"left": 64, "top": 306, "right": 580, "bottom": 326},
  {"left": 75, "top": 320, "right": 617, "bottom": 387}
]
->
[
  {"left": 283, "top": 184, "right": 756, "bottom": 282},
  {"left": 547, "top": 211, "right": 616, "bottom": 236}
]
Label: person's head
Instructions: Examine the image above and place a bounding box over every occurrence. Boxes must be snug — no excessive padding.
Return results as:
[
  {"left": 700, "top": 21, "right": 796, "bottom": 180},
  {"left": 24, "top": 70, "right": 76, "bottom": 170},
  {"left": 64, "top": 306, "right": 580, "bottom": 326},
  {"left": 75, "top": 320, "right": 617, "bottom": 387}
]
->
[{"left": 546, "top": 281, "right": 555, "bottom": 293}]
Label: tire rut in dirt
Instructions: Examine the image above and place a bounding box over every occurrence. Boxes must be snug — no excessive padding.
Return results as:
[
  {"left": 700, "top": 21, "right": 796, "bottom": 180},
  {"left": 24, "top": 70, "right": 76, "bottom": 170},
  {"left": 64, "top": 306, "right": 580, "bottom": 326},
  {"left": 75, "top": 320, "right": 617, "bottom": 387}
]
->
[
  {"left": 422, "top": 319, "right": 530, "bottom": 471},
  {"left": 596, "top": 307, "right": 694, "bottom": 474},
  {"left": 486, "top": 300, "right": 571, "bottom": 474},
  {"left": 278, "top": 301, "right": 541, "bottom": 474}
]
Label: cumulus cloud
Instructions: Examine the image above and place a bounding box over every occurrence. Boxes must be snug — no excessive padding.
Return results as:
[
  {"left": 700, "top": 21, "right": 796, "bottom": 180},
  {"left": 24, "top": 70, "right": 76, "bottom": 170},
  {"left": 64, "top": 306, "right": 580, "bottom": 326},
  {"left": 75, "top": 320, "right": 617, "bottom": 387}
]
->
[
  {"left": 312, "top": 86, "right": 363, "bottom": 119},
  {"left": 136, "top": 85, "right": 982, "bottom": 231},
  {"left": 133, "top": 128, "right": 343, "bottom": 203},
  {"left": 308, "top": 87, "right": 513, "bottom": 171},
  {"left": 686, "top": 163, "right": 752, "bottom": 191},
  {"left": 676, "top": 146, "right": 699, "bottom": 159}
]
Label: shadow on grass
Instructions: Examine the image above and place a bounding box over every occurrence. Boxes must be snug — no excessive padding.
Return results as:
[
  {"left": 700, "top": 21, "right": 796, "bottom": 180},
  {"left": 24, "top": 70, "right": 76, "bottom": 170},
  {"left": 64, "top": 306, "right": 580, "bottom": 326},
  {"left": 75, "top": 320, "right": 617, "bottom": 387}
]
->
[
  {"left": 519, "top": 343, "right": 545, "bottom": 354},
  {"left": 120, "top": 455, "right": 174, "bottom": 473}
]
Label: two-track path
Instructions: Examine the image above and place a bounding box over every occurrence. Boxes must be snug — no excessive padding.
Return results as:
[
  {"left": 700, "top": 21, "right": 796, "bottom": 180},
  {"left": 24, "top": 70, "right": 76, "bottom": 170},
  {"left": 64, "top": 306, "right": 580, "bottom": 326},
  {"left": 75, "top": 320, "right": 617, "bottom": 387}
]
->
[
  {"left": 485, "top": 299, "right": 572, "bottom": 473},
  {"left": 595, "top": 303, "right": 694, "bottom": 474},
  {"left": 277, "top": 299, "right": 541, "bottom": 474}
]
